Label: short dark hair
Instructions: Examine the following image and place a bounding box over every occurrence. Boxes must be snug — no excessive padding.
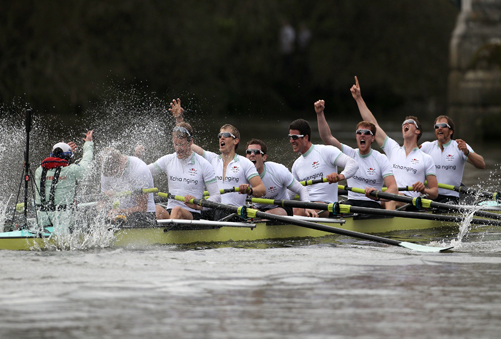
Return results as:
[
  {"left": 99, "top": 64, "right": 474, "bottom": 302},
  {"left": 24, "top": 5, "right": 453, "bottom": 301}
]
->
[
  {"left": 174, "top": 122, "right": 194, "bottom": 141},
  {"left": 289, "top": 119, "right": 311, "bottom": 141},
  {"left": 246, "top": 138, "right": 267, "bottom": 154},
  {"left": 356, "top": 121, "right": 376, "bottom": 137},
  {"left": 220, "top": 124, "right": 240, "bottom": 150},
  {"left": 434, "top": 115, "right": 455, "bottom": 139},
  {"left": 405, "top": 115, "right": 423, "bottom": 142}
]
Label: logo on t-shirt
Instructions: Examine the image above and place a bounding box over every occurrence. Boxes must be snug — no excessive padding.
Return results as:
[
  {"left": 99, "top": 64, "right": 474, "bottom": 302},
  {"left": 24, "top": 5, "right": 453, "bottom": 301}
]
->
[
  {"left": 446, "top": 154, "right": 454, "bottom": 161},
  {"left": 189, "top": 167, "right": 198, "bottom": 176},
  {"left": 268, "top": 186, "right": 278, "bottom": 194},
  {"left": 230, "top": 165, "right": 240, "bottom": 173},
  {"left": 410, "top": 158, "right": 419, "bottom": 165},
  {"left": 366, "top": 167, "right": 376, "bottom": 176},
  {"left": 312, "top": 161, "right": 320, "bottom": 169}
]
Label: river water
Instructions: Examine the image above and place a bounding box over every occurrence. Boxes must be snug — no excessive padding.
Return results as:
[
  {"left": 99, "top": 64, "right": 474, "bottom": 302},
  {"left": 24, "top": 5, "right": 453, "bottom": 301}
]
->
[{"left": 1, "top": 100, "right": 501, "bottom": 338}]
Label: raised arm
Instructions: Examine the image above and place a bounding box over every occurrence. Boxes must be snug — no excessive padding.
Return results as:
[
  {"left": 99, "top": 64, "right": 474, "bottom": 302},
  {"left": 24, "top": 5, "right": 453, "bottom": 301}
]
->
[
  {"left": 191, "top": 144, "right": 204, "bottom": 156},
  {"left": 350, "top": 76, "right": 387, "bottom": 146},
  {"left": 169, "top": 98, "right": 185, "bottom": 124},
  {"left": 456, "top": 139, "right": 486, "bottom": 169},
  {"left": 314, "top": 100, "right": 342, "bottom": 149}
]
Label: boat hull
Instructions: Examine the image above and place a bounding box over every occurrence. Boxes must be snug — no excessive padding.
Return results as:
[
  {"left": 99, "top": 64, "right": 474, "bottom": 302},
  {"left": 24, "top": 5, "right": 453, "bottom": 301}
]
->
[{"left": 0, "top": 214, "right": 458, "bottom": 250}]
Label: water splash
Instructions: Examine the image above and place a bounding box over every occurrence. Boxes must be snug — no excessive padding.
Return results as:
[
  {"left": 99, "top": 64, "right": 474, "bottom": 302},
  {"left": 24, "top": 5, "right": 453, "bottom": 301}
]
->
[{"left": 1, "top": 84, "right": 203, "bottom": 250}]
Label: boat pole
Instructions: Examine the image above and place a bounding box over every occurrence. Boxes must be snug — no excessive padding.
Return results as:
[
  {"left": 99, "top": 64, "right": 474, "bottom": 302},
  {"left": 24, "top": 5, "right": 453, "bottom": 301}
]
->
[{"left": 23, "top": 108, "right": 32, "bottom": 228}]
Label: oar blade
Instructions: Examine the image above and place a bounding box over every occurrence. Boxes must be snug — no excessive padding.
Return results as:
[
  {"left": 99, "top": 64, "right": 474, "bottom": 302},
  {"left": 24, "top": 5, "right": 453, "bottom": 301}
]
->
[{"left": 398, "top": 242, "right": 453, "bottom": 253}]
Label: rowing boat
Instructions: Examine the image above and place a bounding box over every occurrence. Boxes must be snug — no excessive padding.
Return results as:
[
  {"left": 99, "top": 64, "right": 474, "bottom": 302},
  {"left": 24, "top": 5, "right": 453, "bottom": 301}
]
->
[{"left": 0, "top": 213, "right": 461, "bottom": 251}]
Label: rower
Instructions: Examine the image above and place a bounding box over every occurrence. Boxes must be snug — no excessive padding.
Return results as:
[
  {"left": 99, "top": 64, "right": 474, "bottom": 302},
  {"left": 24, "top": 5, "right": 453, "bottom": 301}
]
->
[
  {"left": 314, "top": 99, "right": 398, "bottom": 209},
  {"left": 99, "top": 147, "right": 156, "bottom": 225},
  {"left": 420, "top": 115, "right": 485, "bottom": 204},
  {"left": 350, "top": 76, "right": 438, "bottom": 209},
  {"left": 147, "top": 122, "right": 221, "bottom": 220},
  {"left": 289, "top": 118, "right": 359, "bottom": 217},
  {"left": 34, "top": 131, "right": 94, "bottom": 233},
  {"left": 245, "top": 138, "right": 318, "bottom": 217},
  {"left": 170, "top": 98, "right": 266, "bottom": 221}
]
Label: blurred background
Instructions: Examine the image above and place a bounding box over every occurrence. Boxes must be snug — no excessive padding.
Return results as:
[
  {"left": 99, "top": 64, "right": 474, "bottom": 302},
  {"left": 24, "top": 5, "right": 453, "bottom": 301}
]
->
[
  {"left": 1, "top": 0, "right": 459, "bottom": 123},
  {"left": 3, "top": 0, "right": 501, "bottom": 200}
]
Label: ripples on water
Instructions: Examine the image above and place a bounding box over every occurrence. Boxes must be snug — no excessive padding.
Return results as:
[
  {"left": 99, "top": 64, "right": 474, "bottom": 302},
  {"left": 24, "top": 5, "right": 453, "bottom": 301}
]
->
[
  {"left": 2, "top": 91, "right": 501, "bottom": 338},
  {"left": 1, "top": 244, "right": 501, "bottom": 339}
]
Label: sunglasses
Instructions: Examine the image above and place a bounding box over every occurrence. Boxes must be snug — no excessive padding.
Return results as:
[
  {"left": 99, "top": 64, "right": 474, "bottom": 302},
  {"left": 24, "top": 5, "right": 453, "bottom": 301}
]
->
[
  {"left": 356, "top": 129, "right": 373, "bottom": 136},
  {"left": 288, "top": 134, "right": 304, "bottom": 140},
  {"left": 246, "top": 149, "right": 265, "bottom": 155},
  {"left": 218, "top": 132, "right": 236, "bottom": 139},
  {"left": 173, "top": 126, "right": 191, "bottom": 137},
  {"left": 402, "top": 119, "right": 419, "bottom": 129},
  {"left": 434, "top": 123, "right": 451, "bottom": 129}
]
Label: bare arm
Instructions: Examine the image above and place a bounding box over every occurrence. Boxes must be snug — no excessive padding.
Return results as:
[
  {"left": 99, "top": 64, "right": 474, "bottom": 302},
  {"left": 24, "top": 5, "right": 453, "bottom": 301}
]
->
[
  {"left": 169, "top": 98, "right": 184, "bottom": 124},
  {"left": 350, "top": 76, "right": 387, "bottom": 146},
  {"left": 456, "top": 139, "right": 486, "bottom": 169},
  {"left": 425, "top": 174, "right": 438, "bottom": 200},
  {"left": 191, "top": 144, "right": 204, "bottom": 156},
  {"left": 467, "top": 152, "right": 486, "bottom": 169},
  {"left": 288, "top": 179, "right": 310, "bottom": 202},
  {"left": 382, "top": 175, "right": 398, "bottom": 196},
  {"left": 246, "top": 176, "right": 266, "bottom": 197},
  {"left": 314, "top": 100, "right": 342, "bottom": 149}
]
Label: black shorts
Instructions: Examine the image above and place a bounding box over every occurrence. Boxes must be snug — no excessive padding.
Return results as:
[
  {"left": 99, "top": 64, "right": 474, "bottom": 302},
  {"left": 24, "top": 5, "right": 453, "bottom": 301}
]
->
[{"left": 167, "top": 208, "right": 201, "bottom": 220}]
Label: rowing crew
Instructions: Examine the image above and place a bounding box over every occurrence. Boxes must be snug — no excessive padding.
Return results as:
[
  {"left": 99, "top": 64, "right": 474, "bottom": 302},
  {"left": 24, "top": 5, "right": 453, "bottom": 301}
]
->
[{"left": 34, "top": 76, "right": 485, "bottom": 229}]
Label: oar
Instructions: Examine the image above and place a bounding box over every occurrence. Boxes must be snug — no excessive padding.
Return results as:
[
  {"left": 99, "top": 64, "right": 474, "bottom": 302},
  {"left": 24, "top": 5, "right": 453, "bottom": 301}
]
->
[
  {"left": 112, "top": 187, "right": 158, "bottom": 198},
  {"left": 345, "top": 187, "right": 501, "bottom": 221},
  {"left": 202, "top": 187, "right": 244, "bottom": 196},
  {"left": 16, "top": 188, "right": 159, "bottom": 212},
  {"left": 418, "top": 180, "right": 501, "bottom": 202},
  {"left": 158, "top": 192, "right": 452, "bottom": 253},
  {"left": 437, "top": 183, "right": 500, "bottom": 201},
  {"left": 248, "top": 198, "right": 501, "bottom": 227},
  {"left": 201, "top": 181, "right": 407, "bottom": 197},
  {"left": 300, "top": 178, "right": 410, "bottom": 192}
]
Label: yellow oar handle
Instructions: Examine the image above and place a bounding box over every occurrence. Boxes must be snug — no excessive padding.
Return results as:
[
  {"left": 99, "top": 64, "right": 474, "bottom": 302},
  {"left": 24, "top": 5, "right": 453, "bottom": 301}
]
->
[
  {"left": 434, "top": 182, "right": 500, "bottom": 201},
  {"left": 163, "top": 193, "right": 259, "bottom": 218},
  {"left": 249, "top": 197, "right": 343, "bottom": 214},
  {"left": 114, "top": 187, "right": 158, "bottom": 197},
  {"left": 299, "top": 178, "right": 328, "bottom": 186},
  {"left": 203, "top": 187, "right": 242, "bottom": 196}
]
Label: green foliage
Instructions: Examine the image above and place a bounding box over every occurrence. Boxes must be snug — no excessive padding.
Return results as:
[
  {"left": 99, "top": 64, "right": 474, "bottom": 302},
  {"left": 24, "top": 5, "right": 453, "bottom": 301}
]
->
[{"left": 0, "top": 0, "right": 458, "bottom": 121}]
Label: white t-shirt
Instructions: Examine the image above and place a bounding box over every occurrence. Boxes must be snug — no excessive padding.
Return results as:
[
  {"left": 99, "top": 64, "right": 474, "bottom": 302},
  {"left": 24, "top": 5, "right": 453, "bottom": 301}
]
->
[
  {"left": 292, "top": 144, "right": 355, "bottom": 203},
  {"left": 381, "top": 136, "right": 436, "bottom": 198},
  {"left": 341, "top": 144, "right": 394, "bottom": 202},
  {"left": 101, "top": 156, "right": 156, "bottom": 212},
  {"left": 420, "top": 139, "right": 473, "bottom": 197},
  {"left": 203, "top": 150, "right": 259, "bottom": 207},
  {"left": 253, "top": 161, "right": 296, "bottom": 210},
  {"left": 149, "top": 152, "right": 217, "bottom": 212}
]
